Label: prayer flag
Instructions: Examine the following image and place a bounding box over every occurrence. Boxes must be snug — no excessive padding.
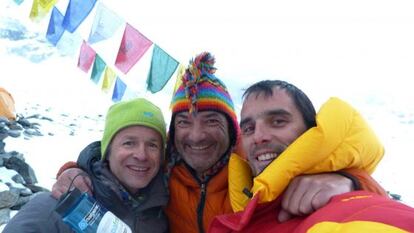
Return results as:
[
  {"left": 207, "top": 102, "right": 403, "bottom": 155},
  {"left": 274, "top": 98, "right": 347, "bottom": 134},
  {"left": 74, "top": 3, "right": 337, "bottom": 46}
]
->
[
  {"left": 30, "top": 0, "right": 57, "bottom": 22},
  {"left": 62, "top": 0, "right": 97, "bottom": 33},
  {"left": 46, "top": 7, "right": 64, "bottom": 46},
  {"left": 169, "top": 64, "right": 186, "bottom": 109},
  {"left": 39, "top": 0, "right": 56, "bottom": 8},
  {"left": 102, "top": 67, "right": 117, "bottom": 93},
  {"left": 14, "top": 0, "right": 24, "bottom": 5},
  {"left": 90, "top": 54, "right": 106, "bottom": 84},
  {"left": 147, "top": 45, "right": 178, "bottom": 93},
  {"left": 87, "top": 2, "right": 124, "bottom": 44},
  {"left": 112, "top": 77, "right": 126, "bottom": 102},
  {"left": 115, "top": 23, "right": 152, "bottom": 74},
  {"left": 77, "top": 40, "right": 96, "bottom": 72}
]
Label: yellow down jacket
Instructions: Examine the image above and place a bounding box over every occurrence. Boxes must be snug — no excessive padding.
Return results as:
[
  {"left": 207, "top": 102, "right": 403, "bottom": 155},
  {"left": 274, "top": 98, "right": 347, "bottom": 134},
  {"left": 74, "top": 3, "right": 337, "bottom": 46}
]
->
[{"left": 229, "top": 97, "right": 384, "bottom": 211}]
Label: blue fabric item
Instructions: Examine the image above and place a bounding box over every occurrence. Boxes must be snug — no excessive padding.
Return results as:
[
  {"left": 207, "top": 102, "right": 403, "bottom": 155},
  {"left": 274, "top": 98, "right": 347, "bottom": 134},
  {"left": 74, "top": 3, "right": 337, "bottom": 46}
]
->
[
  {"left": 13, "top": 0, "right": 24, "bottom": 5},
  {"left": 112, "top": 77, "right": 126, "bottom": 102},
  {"left": 87, "top": 2, "right": 124, "bottom": 44},
  {"left": 62, "top": 0, "right": 97, "bottom": 33},
  {"left": 46, "top": 7, "right": 64, "bottom": 46},
  {"left": 146, "top": 44, "right": 178, "bottom": 93}
]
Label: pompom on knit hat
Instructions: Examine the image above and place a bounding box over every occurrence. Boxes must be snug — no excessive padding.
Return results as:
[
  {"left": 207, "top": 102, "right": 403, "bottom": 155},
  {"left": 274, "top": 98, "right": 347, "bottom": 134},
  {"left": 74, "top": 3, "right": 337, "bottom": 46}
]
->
[
  {"left": 101, "top": 98, "right": 167, "bottom": 160},
  {"left": 169, "top": 52, "right": 240, "bottom": 148}
]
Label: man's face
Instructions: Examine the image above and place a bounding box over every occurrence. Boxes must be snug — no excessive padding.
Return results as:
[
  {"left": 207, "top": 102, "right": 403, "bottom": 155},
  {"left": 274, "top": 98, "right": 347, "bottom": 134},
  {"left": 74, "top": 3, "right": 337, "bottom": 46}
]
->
[
  {"left": 240, "top": 88, "right": 308, "bottom": 176},
  {"left": 108, "top": 125, "right": 162, "bottom": 193},
  {"left": 174, "top": 111, "right": 230, "bottom": 175}
]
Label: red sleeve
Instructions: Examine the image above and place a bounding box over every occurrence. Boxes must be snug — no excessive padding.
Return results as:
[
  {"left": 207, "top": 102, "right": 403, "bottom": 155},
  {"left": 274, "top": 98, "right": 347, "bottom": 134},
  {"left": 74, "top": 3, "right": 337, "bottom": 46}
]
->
[
  {"left": 56, "top": 161, "right": 78, "bottom": 178},
  {"left": 342, "top": 168, "right": 387, "bottom": 196}
]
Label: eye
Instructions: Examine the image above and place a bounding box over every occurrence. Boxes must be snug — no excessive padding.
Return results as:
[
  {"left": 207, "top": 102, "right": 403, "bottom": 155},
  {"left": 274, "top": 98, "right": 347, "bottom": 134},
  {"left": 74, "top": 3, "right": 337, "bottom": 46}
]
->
[
  {"left": 241, "top": 124, "right": 254, "bottom": 136},
  {"left": 148, "top": 142, "right": 159, "bottom": 148},
  {"left": 206, "top": 118, "right": 220, "bottom": 125},
  {"left": 122, "top": 140, "right": 134, "bottom": 146},
  {"left": 175, "top": 118, "right": 191, "bottom": 127},
  {"left": 271, "top": 118, "right": 288, "bottom": 127}
]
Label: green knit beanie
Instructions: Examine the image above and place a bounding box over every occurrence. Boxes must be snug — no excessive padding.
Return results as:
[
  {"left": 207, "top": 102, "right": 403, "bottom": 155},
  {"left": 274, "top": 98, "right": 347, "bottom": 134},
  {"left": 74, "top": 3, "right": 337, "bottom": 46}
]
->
[{"left": 101, "top": 98, "right": 167, "bottom": 160}]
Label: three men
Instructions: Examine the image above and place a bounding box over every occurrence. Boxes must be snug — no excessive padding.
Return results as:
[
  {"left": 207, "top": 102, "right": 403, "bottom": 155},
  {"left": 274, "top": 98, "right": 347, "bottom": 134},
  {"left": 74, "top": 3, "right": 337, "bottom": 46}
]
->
[{"left": 52, "top": 53, "right": 385, "bottom": 233}]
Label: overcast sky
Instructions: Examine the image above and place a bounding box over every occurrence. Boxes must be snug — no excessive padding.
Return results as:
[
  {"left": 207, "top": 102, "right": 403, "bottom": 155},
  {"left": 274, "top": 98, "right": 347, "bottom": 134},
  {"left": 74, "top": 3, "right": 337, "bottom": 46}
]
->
[{"left": 98, "top": 0, "right": 414, "bottom": 108}]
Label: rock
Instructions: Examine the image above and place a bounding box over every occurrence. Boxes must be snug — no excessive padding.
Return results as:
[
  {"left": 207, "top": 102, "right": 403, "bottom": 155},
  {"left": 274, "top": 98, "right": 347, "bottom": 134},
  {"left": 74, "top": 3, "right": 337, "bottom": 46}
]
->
[
  {"left": 0, "top": 190, "right": 19, "bottom": 209},
  {"left": 24, "top": 184, "right": 49, "bottom": 193},
  {"left": 390, "top": 193, "right": 402, "bottom": 201},
  {"left": 41, "top": 116, "right": 53, "bottom": 122},
  {"left": 0, "top": 141, "right": 5, "bottom": 154},
  {"left": 0, "top": 151, "right": 25, "bottom": 161},
  {"left": 4, "top": 157, "right": 37, "bottom": 184},
  {"left": 16, "top": 187, "right": 32, "bottom": 197},
  {"left": 23, "top": 128, "right": 43, "bottom": 137},
  {"left": 11, "top": 174, "right": 25, "bottom": 185},
  {"left": 0, "top": 111, "right": 53, "bottom": 226},
  {"left": 26, "top": 114, "right": 40, "bottom": 119},
  {"left": 6, "top": 122, "right": 23, "bottom": 131},
  {"left": 7, "top": 130, "right": 21, "bottom": 138},
  {"left": 0, "top": 127, "right": 8, "bottom": 141},
  {"left": 10, "top": 151, "right": 24, "bottom": 161},
  {"left": 30, "top": 122, "right": 41, "bottom": 129},
  {"left": 0, "top": 117, "right": 9, "bottom": 124},
  {"left": 0, "top": 153, "right": 11, "bottom": 161},
  {"left": 10, "top": 195, "right": 31, "bottom": 210},
  {"left": 16, "top": 118, "right": 31, "bottom": 128}
]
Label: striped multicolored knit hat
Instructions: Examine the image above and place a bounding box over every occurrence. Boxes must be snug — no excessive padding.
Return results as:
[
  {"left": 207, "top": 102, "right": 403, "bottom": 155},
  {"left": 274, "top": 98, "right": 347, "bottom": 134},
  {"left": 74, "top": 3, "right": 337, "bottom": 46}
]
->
[{"left": 169, "top": 52, "right": 240, "bottom": 147}]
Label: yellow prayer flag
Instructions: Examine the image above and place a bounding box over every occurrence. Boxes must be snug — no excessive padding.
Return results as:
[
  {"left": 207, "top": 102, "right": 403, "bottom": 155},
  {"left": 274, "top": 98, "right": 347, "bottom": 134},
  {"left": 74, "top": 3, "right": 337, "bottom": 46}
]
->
[
  {"left": 30, "top": 0, "right": 58, "bottom": 22},
  {"left": 169, "top": 64, "right": 185, "bottom": 109},
  {"left": 102, "top": 67, "right": 116, "bottom": 93}
]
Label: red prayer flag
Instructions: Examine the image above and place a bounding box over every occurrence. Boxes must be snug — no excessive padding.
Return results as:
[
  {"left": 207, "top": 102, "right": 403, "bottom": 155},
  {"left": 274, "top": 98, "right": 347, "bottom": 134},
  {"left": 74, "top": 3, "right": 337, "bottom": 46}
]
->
[
  {"left": 114, "top": 23, "right": 152, "bottom": 74},
  {"left": 77, "top": 40, "right": 96, "bottom": 73}
]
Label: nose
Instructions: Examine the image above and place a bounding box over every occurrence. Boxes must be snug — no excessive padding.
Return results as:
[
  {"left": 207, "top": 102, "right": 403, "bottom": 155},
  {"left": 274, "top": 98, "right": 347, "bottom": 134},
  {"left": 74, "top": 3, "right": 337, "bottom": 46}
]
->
[
  {"left": 187, "top": 120, "right": 206, "bottom": 142},
  {"left": 253, "top": 122, "right": 271, "bottom": 145},
  {"left": 132, "top": 143, "right": 148, "bottom": 161}
]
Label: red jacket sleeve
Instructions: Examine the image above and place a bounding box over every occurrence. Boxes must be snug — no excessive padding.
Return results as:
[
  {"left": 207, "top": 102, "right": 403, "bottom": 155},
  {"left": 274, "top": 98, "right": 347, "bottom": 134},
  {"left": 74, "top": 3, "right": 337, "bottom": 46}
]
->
[
  {"left": 341, "top": 168, "right": 387, "bottom": 196},
  {"left": 55, "top": 161, "right": 78, "bottom": 178}
]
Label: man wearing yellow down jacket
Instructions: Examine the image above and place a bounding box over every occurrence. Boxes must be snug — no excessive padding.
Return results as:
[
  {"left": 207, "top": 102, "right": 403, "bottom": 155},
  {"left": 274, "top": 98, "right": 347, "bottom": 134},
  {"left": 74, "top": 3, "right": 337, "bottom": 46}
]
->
[{"left": 209, "top": 80, "right": 414, "bottom": 232}]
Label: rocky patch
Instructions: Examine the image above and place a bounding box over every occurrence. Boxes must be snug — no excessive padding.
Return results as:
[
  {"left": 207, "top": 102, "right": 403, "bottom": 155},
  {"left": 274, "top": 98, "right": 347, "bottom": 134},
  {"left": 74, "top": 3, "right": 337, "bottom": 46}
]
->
[{"left": 0, "top": 115, "right": 50, "bottom": 225}]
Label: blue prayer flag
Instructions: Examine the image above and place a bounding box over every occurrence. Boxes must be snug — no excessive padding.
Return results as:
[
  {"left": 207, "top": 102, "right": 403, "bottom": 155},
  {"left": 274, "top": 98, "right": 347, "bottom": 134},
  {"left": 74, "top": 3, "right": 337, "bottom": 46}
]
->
[
  {"left": 46, "top": 7, "right": 64, "bottom": 46},
  {"left": 112, "top": 77, "right": 126, "bottom": 102},
  {"left": 62, "top": 0, "right": 97, "bottom": 33}
]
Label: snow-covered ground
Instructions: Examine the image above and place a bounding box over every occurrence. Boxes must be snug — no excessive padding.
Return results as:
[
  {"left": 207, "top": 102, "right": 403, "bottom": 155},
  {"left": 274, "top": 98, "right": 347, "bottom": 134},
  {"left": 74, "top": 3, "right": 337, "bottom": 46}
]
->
[{"left": 1, "top": 1, "right": 413, "bottom": 228}]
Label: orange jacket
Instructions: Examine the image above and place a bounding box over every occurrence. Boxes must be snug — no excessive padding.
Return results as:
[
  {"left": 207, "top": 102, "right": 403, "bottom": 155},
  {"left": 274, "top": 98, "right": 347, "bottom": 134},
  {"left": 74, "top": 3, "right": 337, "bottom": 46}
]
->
[{"left": 165, "top": 162, "right": 233, "bottom": 233}]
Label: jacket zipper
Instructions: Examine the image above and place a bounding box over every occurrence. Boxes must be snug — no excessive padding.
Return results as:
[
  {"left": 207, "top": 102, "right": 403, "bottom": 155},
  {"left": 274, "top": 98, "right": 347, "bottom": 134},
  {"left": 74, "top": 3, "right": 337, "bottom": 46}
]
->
[{"left": 197, "top": 183, "right": 207, "bottom": 233}]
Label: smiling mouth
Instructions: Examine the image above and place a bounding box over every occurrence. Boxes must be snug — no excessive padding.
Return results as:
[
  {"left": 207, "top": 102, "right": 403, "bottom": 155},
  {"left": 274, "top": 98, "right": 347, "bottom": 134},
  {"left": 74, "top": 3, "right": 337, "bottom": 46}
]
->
[
  {"left": 187, "top": 144, "right": 211, "bottom": 150},
  {"left": 127, "top": 165, "right": 150, "bottom": 172},
  {"left": 257, "top": 153, "right": 278, "bottom": 161}
]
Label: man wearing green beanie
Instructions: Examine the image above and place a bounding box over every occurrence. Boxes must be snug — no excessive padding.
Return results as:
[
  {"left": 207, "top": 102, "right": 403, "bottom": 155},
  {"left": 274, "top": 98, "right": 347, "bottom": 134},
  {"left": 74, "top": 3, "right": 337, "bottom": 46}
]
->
[
  {"left": 4, "top": 98, "right": 169, "bottom": 233},
  {"left": 101, "top": 97, "right": 167, "bottom": 160}
]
